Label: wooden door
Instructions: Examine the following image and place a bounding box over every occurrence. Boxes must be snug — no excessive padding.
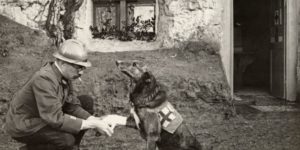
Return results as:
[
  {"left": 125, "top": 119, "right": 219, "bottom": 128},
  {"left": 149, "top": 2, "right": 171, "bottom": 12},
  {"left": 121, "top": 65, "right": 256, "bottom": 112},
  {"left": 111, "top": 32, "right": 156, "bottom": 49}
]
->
[{"left": 270, "top": 0, "right": 285, "bottom": 98}]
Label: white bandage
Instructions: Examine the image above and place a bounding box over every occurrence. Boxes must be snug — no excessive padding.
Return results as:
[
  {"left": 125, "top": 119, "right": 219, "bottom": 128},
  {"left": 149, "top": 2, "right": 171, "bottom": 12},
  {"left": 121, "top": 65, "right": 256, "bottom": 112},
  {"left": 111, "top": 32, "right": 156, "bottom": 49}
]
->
[{"left": 102, "top": 115, "right": 127, "bottom": 126}]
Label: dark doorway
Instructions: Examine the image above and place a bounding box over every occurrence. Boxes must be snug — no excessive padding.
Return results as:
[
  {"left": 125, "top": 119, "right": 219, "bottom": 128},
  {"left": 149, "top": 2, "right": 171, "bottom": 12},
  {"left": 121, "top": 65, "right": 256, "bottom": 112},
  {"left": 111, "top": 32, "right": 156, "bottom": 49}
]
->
[{"left": 233, "top": 0, "right": 272, "bottom": 94}]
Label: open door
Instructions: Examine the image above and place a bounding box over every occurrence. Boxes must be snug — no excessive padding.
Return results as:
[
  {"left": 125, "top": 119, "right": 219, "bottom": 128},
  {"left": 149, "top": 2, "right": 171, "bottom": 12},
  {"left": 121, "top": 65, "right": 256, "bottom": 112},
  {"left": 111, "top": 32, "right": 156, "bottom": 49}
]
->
[
  {"left": 270, "top": 0, "right": 285, "bottom": 99},
  {"left": 230, "top": 0, "right": 297, "bottom": 100}
]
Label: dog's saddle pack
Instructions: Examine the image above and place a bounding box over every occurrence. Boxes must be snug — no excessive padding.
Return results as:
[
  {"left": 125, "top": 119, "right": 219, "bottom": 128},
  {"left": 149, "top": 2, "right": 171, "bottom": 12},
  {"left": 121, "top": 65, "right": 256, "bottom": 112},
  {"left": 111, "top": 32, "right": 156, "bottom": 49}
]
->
[
  {"left": 132, "top": 101, "right": 183, "bottom": 134},
  {"left": 157, "top": 101, "right": 183, "bottom": 134}
]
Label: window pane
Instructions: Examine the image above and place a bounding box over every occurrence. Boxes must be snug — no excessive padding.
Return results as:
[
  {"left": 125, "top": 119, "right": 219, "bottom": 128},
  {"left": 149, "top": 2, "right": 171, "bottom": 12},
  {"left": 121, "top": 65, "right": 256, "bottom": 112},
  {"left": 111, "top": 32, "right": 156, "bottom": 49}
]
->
[
  {"left": 127, "top": 4, "right": 155, "bottom": 33},
  {"left": 95, "top": 5, "right": 117, "bottom": 32}
]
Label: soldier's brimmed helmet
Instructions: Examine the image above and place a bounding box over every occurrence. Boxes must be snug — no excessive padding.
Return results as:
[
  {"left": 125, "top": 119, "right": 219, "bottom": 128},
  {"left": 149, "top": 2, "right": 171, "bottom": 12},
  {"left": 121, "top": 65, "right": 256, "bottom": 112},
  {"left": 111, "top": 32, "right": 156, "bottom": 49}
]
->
[{"left": 53, "top": 39, "right": 92, "bottom": 67}]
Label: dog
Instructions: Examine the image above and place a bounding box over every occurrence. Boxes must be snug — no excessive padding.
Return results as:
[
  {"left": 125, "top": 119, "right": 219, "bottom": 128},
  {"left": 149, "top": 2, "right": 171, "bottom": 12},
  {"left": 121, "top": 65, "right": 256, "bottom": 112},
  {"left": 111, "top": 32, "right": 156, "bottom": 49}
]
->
[{"left": 116, "top": 60, "right": 202, "bottom": 150}]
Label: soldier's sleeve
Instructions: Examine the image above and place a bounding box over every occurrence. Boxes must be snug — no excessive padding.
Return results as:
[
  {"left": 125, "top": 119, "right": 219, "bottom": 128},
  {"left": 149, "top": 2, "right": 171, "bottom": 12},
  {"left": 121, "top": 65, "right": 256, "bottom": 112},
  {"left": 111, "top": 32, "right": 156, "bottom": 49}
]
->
[
  {"left": 63, "top": 97, "right": 91, "bottom": 119},
  {"left": 63, "top": 82, "right": 91, "bottom": 119},
  {"left": 32, "top": 75, "right": 83, "bottom": 134}
]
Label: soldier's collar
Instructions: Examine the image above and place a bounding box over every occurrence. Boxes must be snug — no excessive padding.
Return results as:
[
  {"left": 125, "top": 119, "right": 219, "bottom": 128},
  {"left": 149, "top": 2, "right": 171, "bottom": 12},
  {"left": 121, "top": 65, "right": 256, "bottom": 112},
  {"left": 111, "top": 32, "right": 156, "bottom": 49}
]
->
[
  {"left": 51, "top": 62, "right": 68, "bottom": 85},
  {"left": 54, "top": 61, "right": 63, "bottom": 75}
]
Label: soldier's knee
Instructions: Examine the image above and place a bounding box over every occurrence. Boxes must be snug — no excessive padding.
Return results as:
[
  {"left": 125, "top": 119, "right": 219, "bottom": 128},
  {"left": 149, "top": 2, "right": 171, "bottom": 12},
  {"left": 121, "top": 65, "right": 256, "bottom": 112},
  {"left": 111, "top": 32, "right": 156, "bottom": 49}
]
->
[{"left": 57, "top": 133, "right": 76, "bottom": 150}]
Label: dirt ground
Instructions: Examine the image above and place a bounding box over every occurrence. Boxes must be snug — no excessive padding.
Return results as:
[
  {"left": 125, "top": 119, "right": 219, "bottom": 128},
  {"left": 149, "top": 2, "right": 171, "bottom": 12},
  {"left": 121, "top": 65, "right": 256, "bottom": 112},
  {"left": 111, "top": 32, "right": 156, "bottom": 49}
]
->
[{"left": 1, "top": 15, "right": 300, "bottom": 150}]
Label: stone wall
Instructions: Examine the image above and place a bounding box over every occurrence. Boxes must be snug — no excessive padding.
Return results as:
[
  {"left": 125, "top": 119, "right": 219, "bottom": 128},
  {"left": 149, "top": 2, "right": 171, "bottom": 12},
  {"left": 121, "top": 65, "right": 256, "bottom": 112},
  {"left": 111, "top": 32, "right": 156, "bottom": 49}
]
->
[
  {"left": 157, "top": 0, "right": 222, "bottom": 51},
  {"left": 297, "top": 0, "right": 300, "bottom": 101},
  {"left": 0, "top": 0, "right": 225, "bottom": 54},
  {"left": 74, "top": 0, "right": 93, "bottom": 44},
  {"left": 0, "top": 0, "right": 49, "bottom": 29}
]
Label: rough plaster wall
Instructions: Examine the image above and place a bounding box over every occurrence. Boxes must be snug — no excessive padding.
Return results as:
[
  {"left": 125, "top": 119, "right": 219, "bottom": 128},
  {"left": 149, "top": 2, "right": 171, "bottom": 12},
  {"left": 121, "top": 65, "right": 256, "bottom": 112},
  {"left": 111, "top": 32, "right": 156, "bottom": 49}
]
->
[
  {"left": 297, "top": 0, "right": 300, "bottom": 100},
  {"left": 156, "top": 0, "right": 230, "bottom": 90},
  {"left": 0, "top": 0, "right": 94, "bottom": 47},
  {"left": 0, "top": 0, "right": 49, "bottom": 29},
  {"left": 218, "top": 0, "right": 232, "bottom": 90},
  {"left": 74, "top": 0, "right": 93, "bottom": 44},
  {"left": 0, "top": 0, "right": 94, "bottom": 43},
  {"left": 157, "top": 0, "right": 223, "bottom": 49}
]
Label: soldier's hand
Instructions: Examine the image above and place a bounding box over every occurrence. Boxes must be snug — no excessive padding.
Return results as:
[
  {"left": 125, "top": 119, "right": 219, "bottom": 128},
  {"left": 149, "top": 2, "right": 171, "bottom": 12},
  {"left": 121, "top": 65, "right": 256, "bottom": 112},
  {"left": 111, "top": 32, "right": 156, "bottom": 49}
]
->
[{"left": 93, "top": 119, "right": 114, "bottom": 137}]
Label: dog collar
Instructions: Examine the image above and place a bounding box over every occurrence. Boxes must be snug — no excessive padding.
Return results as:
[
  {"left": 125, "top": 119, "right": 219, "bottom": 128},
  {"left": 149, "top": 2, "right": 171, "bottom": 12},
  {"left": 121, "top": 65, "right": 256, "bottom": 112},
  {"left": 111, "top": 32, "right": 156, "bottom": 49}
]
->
[
  {"left": 131, "top": 85, "right": 161, "bottom": 108},
  {"left": 145, "top": 86, "right": 160, "bottom": 103}
]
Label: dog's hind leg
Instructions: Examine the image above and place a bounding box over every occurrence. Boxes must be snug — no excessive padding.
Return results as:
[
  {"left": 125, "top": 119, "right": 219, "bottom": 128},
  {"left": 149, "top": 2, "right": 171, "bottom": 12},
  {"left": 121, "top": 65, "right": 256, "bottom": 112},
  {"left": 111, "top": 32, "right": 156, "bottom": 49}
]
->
[{"left": 177, "top": 124, "right": 203, "bottom": 150}]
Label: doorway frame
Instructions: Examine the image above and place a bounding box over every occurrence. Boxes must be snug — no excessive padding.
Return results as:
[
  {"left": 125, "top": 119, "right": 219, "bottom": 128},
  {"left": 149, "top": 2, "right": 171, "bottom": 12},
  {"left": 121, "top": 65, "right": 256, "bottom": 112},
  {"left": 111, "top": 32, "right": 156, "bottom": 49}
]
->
[
  {"left": 285, "top": 0, "right": 298, "bottom": 101},
  {"left": 227, "top": 0, "right": 298, "bottom": 101}
]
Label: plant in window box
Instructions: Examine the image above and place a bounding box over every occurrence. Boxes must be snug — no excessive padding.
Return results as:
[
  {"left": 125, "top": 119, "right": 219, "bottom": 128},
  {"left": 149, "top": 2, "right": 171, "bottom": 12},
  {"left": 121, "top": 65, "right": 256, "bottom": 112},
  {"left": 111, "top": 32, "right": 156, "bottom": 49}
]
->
[
  {"left": 90, "top": 15, "right": 156, "bottom": 41},
  {"left": 90, "top": 19, "right": 117, "bottom": 39},
  {"left": 131, "top": 16, "right": 156, "bottom": 41},
  {"left": 103, "top": 19, "right": 119, "bottom": 40}
]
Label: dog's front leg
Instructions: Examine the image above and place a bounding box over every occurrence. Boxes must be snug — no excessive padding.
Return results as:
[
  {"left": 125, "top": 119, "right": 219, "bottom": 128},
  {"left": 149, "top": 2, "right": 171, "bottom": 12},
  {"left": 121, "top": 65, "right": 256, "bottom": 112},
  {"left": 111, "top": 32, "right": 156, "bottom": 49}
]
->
[
  {"left": 138, "top": 108, "right": 161, "bottom": 150},
  {"left": 126, "top": 113, "right": 139, "bottom": 129},
  {"left": 146, "top": 139, "right": 157, "bottom": 150}
]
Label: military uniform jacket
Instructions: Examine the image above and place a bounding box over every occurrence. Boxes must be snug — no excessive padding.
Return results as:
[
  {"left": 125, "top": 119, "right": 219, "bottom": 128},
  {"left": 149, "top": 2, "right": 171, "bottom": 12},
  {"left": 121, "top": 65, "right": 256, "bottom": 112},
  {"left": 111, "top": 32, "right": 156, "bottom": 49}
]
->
[{"left": 5, "top": 62, "right": 91, "bottom": 137}]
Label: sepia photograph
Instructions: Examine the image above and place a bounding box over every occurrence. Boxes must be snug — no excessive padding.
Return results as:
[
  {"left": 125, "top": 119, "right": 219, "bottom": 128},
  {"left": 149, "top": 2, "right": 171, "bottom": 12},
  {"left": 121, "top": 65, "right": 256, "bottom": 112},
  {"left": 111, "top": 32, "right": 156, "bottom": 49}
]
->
[{"left": 0, "top": 0, "right": 299, "bottom": 149}]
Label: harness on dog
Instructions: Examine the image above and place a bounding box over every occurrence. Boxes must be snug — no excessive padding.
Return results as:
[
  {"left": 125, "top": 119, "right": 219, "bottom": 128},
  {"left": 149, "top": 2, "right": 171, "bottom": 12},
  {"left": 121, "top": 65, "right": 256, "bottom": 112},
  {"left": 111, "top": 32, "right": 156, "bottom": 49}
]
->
[
  {"left": 156, "top": 101, "right": 183, "bottom": 134},
  {"left": 131, "top": 101, "right": 183, "bottom": 134},
  {"left": 131, "top": 83, "right": 183, "bottom": 134}
]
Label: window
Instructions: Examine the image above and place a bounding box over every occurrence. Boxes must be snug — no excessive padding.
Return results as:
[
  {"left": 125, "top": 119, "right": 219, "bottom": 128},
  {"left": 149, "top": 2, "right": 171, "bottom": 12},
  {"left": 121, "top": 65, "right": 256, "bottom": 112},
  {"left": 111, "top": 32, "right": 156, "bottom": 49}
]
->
[
  {"left": 91, "top": 0, "right": 157, "bottom": 41},
  {"left": 94, "top": 3, "right": 117, "bottom": 32},
  {"left": 127, "top": 3, "right": 155, "bottom": 33}
]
